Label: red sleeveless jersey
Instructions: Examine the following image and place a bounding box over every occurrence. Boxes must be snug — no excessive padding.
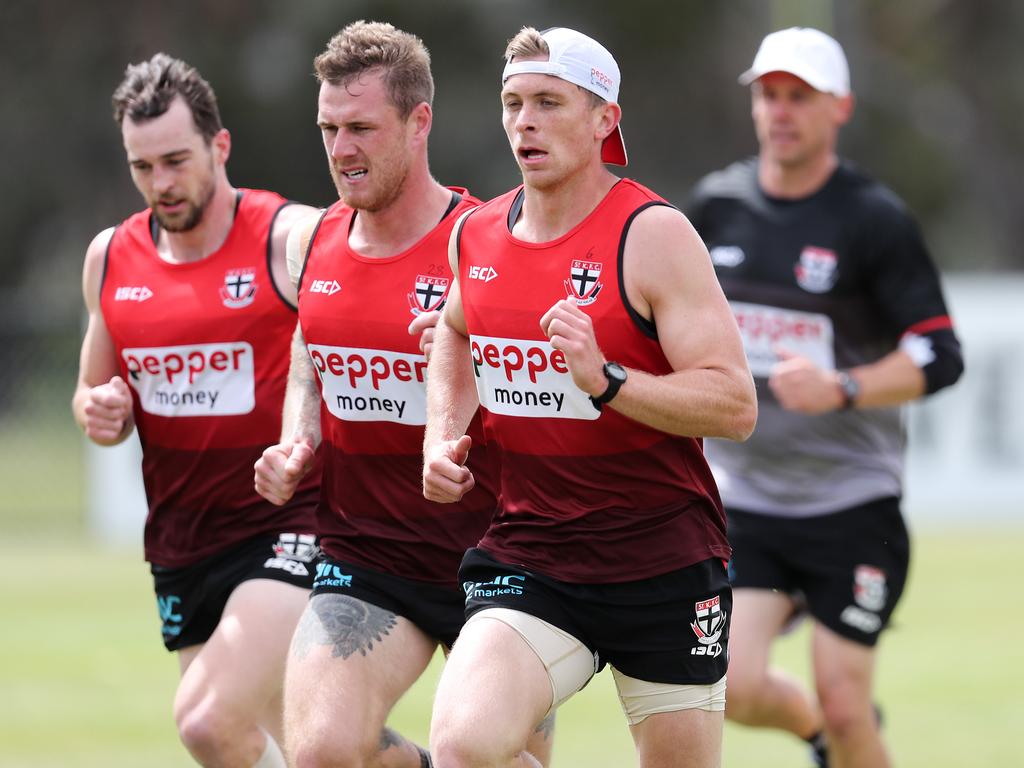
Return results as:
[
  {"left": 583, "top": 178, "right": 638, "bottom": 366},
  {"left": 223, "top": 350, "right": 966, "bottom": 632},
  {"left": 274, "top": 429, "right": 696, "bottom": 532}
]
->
[
  {"left": 458, "top": 180, "right": 729, "bottom": 583},
  {"left": 101, "top": 189, "right": 319, "bottom": 568},
  {"left": 298, "top": 189, "right": 495, "bottom": 587}
]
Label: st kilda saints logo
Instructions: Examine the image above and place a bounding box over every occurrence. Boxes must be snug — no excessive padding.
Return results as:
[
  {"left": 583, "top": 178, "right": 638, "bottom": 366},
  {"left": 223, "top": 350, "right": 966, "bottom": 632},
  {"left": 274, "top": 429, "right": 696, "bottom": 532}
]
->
[
  {"left": 220, "top": 268, "right": 258, "bottom": 309},
  {"left": 563, "top": 249, "right": 604, "bottom": 306},
  {"left": 690, "top": 595, "right": 726, "bottom": 658},
  {"left": 795, "top": 246, "right": 839, "bottom": 294},
  {"left": 407, "top": 274, "right": 450, "bottom": 316}
]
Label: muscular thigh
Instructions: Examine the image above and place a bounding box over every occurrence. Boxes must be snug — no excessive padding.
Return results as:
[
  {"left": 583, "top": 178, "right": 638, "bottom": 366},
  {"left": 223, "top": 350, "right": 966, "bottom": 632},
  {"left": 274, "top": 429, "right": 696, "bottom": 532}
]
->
[{"left": 286, "top": 593, "right": 436, "bottom": 735}]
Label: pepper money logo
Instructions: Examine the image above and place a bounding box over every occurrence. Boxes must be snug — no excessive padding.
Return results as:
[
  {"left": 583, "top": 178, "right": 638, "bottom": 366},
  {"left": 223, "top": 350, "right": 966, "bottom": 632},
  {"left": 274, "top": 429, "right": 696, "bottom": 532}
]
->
[{"left": 122, "top": 342, "right": 256, "bottom": 416}]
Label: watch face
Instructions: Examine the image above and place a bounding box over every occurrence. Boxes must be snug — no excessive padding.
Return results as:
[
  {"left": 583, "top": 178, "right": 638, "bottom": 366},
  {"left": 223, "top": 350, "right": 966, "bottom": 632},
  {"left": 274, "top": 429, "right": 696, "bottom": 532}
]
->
[{"left": 605, "top": 362, "right": 627, "bottom": 382}]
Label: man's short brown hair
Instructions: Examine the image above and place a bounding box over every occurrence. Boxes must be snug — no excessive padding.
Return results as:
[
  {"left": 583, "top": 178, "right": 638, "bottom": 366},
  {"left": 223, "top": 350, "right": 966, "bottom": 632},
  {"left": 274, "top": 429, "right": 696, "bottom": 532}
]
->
[
  {"left": 314, "top": 21, "right": 434, "bottom": 119},
  {"left": 111, "top": 53, "right": 222, "bottom": 141}
]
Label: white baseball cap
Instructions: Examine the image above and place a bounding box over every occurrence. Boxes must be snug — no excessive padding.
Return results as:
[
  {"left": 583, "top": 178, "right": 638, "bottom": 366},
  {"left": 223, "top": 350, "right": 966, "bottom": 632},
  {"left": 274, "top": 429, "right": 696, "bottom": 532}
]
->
[
  {"left": 502, "top": 27, "right": 627, "bottom": 166},
  {"left": 738, "top": 27, "right": 850, "bottom": 97}
]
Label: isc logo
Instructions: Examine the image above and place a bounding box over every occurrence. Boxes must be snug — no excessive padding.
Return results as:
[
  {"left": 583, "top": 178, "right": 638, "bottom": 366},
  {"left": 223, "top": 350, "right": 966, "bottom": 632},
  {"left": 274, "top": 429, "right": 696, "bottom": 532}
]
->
[
  {"left": 114, "top": 285, "right": 153, "bottom": 302},
  {"left": 468, "top": 265, "right": 498, "bottom": 282},
  {"left": 309, "top": 279, "right": 341, "bottom": 296}
]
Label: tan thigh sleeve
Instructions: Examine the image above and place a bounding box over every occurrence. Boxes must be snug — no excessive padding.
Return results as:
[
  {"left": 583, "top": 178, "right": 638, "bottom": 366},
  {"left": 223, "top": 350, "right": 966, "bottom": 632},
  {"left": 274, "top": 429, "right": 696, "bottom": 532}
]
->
[
  {"left": 466, "top": 608, "right": 597, "bottom": 715},
  {"left": 611, "top": 669, "right": 728, "bottom": 726}
]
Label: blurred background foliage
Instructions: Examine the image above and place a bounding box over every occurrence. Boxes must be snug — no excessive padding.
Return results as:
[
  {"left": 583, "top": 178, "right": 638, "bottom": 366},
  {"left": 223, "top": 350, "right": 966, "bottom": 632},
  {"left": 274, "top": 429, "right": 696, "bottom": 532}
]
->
[{"left": 0, "top": 0, "right": 1021, "bottom": 529}]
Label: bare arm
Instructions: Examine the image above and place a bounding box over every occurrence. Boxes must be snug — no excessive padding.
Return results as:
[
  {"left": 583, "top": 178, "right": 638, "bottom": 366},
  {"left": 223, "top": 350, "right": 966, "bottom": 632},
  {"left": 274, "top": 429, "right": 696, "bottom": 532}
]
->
[
  {"left": 254, "top": 215, "right": 322, "bottom": 505},
  {"left": 422, "top": 215, "right": 482, "bottom": 502},
  {"left": 541, "top": 205, "right": 757, "bottom": 441},
  {"left": 71, "top": 228, "right": 136, "bottom": 446}
]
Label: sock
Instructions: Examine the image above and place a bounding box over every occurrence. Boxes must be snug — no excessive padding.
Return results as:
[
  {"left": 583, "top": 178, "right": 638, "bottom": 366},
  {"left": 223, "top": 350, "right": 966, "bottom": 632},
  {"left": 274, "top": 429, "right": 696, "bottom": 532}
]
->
[{"left": 253, "top": 730, "right": 287, "bottom": 768}]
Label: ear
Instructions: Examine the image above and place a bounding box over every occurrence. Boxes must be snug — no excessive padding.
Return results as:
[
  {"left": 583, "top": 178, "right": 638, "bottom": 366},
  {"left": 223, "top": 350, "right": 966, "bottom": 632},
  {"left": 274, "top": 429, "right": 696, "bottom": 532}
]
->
[
  {"left": 408, "top": 102, "right": 432, "bottom": 142},
  {"left": 834, "top": 93, "right": 855, "bottom": 126},
  {"left": 596, "top": 101, "right": 622, "bottom": 143},
  {"left": 211, "top": 128, "right": 231, "bottom": 165}
]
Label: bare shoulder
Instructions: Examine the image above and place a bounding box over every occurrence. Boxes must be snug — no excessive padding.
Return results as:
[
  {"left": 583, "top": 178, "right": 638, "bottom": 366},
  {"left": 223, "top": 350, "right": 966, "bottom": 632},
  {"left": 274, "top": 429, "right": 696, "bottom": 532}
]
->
[
  {"left": 623, "top": 204, "right": 712, "bottom": 312},
  {"left": 82, "top": 227, "right": 117, "bottom": 305}
]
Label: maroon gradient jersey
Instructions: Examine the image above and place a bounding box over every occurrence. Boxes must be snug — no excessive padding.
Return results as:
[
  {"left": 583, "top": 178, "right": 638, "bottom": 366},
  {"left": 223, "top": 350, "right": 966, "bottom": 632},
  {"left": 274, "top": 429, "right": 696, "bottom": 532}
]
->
[
  {"left": 101, "top": 189, "right": 318, "bottom": 567},
  {"left": 458, "top": 180, "right": 729, "bottom": 583},
  {"left": 298, "top": 189, "right": 495, "bottom": 587}
]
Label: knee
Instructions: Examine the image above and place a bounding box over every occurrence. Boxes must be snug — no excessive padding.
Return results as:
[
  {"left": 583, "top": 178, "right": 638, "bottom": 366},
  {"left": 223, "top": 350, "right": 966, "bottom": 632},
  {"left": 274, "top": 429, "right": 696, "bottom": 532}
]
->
[
  {"left": 287, "top": 730, "right": 376, "bottom": 768},
  {"left": 175, "top": 698, "right": 240, "bottom": 759},
  {"left": 818, "top": 688, "right": 873, "bottom": 742},
  {"left": 431, "top": 720, "right": 506, "bottom": 768}
]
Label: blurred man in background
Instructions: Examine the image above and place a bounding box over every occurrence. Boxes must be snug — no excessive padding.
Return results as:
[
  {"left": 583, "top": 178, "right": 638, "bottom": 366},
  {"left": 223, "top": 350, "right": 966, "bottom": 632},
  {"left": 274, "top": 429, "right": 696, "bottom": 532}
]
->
[
  {"left": 687, "top": 27, "right": 964, "bottom": 768},
  {"left": 423, "top": 25, "right": 755, "bottom": 768},
  {"left": 253, "top": 21, "right": 553, "bottom": 768},
  {"left": 73, "top": 54, "right": 319, "bottom": 768}
]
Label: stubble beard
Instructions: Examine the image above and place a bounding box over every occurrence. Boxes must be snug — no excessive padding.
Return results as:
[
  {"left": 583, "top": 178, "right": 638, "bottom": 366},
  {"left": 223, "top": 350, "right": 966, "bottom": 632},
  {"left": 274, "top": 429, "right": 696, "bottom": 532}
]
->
[{"left": 153, "top": 165, "right": 217, "bottom": 233}]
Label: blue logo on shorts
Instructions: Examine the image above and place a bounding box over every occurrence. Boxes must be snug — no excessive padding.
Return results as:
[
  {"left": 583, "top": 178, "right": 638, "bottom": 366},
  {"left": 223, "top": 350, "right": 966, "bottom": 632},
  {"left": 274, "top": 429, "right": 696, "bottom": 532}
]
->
[
  {"left": 158, "top": 595, "right": 183, "bottom": 637},
  {"left": 314, "top": 562, "right": 353, "bottom": 589},
  {"left": 463, "top": 574, "right": 526, "bottom": 600}
]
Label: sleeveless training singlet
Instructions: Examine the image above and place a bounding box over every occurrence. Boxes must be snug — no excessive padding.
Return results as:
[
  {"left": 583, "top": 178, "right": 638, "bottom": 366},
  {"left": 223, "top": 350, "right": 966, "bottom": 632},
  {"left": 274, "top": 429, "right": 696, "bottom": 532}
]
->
[
  {"left": 458, "top": 179, "right": 729, "bottom": 584},
  {"left": 101, "top": 188, "right": 319, "bottom": 568},
  {"left": 298, "top": 188, "right": 496, "bottom": 587}
]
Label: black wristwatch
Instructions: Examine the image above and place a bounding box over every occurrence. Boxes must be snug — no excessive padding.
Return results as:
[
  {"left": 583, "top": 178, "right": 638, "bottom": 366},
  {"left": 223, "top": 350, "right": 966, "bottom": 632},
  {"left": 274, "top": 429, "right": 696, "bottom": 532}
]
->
[
  {"left": 836, "top": 370, "right": 860, "bottom": 410},
  {"left": 589, "top": 362, "right": 627, "bottom": 410}
]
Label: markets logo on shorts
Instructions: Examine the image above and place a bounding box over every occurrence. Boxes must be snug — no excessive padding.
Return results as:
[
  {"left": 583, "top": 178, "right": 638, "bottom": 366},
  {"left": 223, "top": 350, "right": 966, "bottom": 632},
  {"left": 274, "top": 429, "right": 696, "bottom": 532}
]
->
[
  {"left": 264, "top": 533, "right": 320, "bottom": 577},
  {"left": 407, "top": 274, "right": 450, "bottom": 315},
  {"left": 220, "top": 267, "right": 258, "bottom": 309},
  {"left": 123, "top": 341, "right": 255, "bottom": 416},
  {"left": 314, "top": 562, "right": 353, "bottom": 589},
  {"left": 462, "top": 574, "right": 526, "bottom": 600},
  {"left": 794, "top": 246, "right": 839, "bottom": 293},
  {"left": 307, "top": 343, "right": 428, "bottom": 425},
  {"left": 469, "top": 334, "right": 599, "bottom": 421},
  {"left": 157, "top": 594, "right": 183, "bottom": 638},
  {"left": 690, "top": 595, "right": 726, "bottom": 657},
  {"left": 563, "top": 251, "right": 604, "bottom": 306}
]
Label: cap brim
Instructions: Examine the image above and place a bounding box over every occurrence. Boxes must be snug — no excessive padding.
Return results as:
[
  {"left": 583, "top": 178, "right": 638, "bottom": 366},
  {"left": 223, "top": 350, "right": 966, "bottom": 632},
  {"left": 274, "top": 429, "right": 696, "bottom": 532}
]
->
[
  {"left": 602, "top": 124, "right": 627, "bottom": 166},
  {"left": 737, "top": 65, "right": 847, "bottom": 96}
]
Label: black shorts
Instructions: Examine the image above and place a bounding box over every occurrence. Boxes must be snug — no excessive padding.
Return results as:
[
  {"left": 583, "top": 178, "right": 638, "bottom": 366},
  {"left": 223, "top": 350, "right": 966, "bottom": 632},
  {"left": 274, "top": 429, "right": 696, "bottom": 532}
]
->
[
  {"left": 460, "top": 547, "right": 731, "bottom": 686},
  {"left": 151, "top": 532, "right": 319, "bottom": 651},
  {"left": 311, "top": 556, "right": 466, "bottom": 648},
  {"left": 726, "top": 496, "right": 911, "bottom": 646}
]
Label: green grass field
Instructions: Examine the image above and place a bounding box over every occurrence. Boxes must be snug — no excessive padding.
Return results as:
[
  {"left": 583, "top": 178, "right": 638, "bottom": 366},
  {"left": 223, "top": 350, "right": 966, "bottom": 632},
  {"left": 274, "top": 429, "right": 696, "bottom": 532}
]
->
[{"left": 2, "top": 529, "right": 1021, "bottom": 767}]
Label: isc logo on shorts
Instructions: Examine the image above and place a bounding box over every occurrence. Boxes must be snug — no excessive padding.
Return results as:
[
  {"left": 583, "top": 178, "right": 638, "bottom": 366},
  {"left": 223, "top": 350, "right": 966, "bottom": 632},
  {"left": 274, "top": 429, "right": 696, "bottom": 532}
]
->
[
  {"left": 122, "top": 342, "right": 255, "bottom": 416},
  {"left": 307, "top": 343, "right": 428, "bottom": 425},
  {"left": 469, "top": 335, "right": 598, "bottom": 421}
]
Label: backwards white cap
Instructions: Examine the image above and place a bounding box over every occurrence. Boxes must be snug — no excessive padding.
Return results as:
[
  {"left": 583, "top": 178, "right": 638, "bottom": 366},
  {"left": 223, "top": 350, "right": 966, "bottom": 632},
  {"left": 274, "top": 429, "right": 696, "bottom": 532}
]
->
[
  {"left": 739, "top": 27, "right": 850, "bottom": 97},
  {"left": 502, "top": 27, "right": 627, "bottom": 166}
]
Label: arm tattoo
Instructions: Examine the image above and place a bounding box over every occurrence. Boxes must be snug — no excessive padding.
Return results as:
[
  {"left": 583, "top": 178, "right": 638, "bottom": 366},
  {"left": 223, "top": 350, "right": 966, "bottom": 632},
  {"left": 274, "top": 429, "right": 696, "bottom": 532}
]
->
[{"left": 290, "top": 594, "right": 397, "bottom": 660}]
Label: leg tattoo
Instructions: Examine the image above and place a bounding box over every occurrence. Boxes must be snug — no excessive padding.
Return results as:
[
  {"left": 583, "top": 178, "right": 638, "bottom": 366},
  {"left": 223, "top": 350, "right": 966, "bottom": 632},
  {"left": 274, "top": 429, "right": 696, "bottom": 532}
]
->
[{"left": 291, "top": 594, "right": 397, "bottom": 660}]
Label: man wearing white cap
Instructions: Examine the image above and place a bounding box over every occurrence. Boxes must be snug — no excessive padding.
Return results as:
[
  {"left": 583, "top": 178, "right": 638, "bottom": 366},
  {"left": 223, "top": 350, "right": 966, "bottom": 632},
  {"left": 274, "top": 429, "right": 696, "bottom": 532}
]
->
[
  {"left": 423, "top": 25, "right": 756, "bottom": 768},
  {"left": 688, "top": 27, "right": 963, "bottom": 768}
]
